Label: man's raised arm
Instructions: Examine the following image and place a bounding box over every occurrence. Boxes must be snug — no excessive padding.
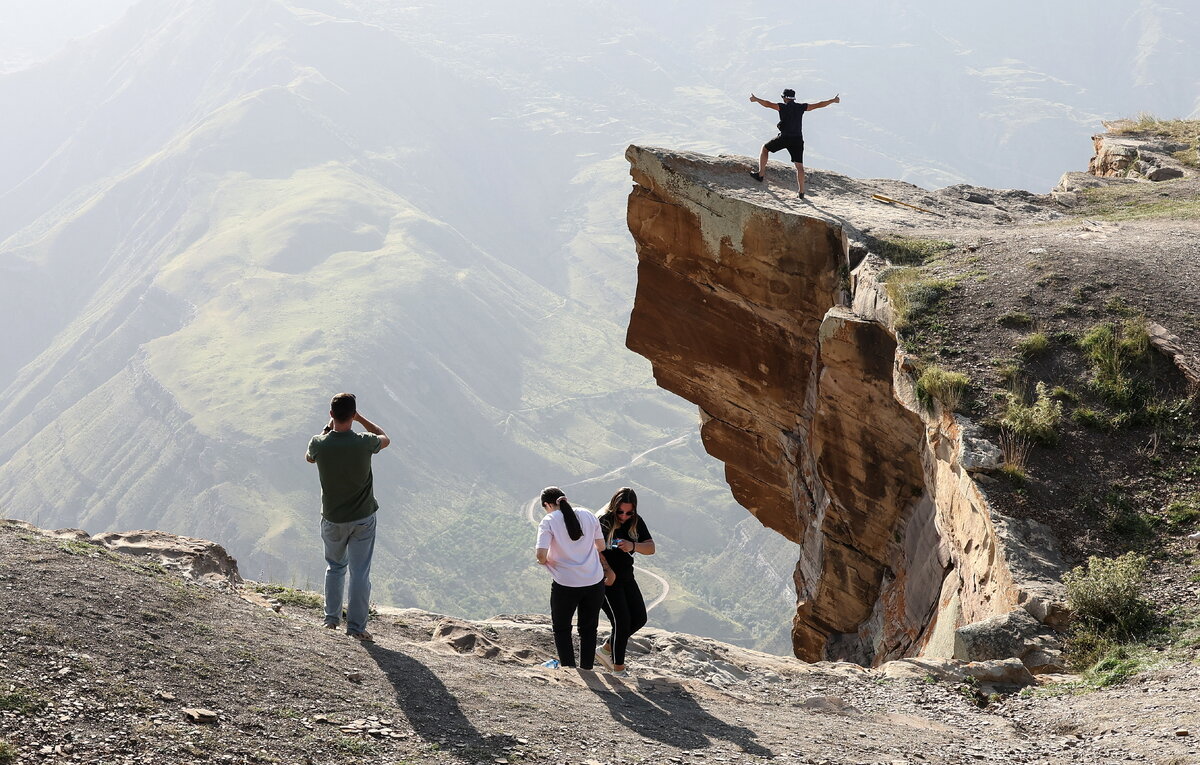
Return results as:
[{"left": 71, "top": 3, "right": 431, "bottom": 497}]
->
[
  {"left": 354, "top": 412, "right": 391, "bottom": 450},
  {"left": 806, "top": 94, "right": 841, "bottom": 111},
  {"left": 749, "top": 93, "right": 780, "bottom": 111}
]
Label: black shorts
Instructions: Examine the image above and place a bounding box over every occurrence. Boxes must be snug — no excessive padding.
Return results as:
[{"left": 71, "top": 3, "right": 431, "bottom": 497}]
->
[{"left": 765, "top": 134, "right": 804, "bottom": 163}]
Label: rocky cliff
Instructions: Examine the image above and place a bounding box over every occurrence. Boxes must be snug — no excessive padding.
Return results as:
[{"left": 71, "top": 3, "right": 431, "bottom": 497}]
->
[{"left": 624, "top": 146, "right": 1072, "bottom": 665}]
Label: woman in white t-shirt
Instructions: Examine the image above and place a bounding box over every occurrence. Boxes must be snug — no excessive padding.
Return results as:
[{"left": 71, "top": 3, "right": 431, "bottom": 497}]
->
[{"left": 535, "top": 486, "right": 615, "bottom": 669}]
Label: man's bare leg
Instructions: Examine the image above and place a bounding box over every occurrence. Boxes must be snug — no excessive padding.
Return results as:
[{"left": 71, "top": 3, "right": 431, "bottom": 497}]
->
[
  {"left": 750, "top": 147, "right": 769, "bottom": 182},
  {"left": 794, "top": 163, "right": 805, "bottom": 196}
]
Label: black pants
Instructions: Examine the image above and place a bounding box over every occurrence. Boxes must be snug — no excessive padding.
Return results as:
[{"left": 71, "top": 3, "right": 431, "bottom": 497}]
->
[
  {"left": 550, "top": 580, "right": 605, "bottom": 668},
  {"left": 602, "top": 575, "right": 647, "bottom": 666}
]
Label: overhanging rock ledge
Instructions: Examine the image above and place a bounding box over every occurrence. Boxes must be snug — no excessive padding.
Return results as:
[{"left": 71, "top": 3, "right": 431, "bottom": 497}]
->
[{"left": 624, "top": 145, "right": 1066, "bottom": 666}]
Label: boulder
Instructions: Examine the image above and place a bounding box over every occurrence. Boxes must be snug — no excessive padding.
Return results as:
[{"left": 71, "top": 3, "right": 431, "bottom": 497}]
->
[
  {"left": 955, "top": 416, "right": 1002, "bottom": 472},
  {"left": 1148, "top": 165, "right": 1185, "bottom": 182},
  {"left": 953, "top": 608, "right": 1043, "bottom": 662},
  {"left": 962, "top": 658, "right": 1036, "bottom": 687}
]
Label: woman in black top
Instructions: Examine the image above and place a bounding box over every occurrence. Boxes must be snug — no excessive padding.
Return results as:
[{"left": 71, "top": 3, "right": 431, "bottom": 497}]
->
[{"left": 595, "top": 487, "right": 656, "bottom": 676}]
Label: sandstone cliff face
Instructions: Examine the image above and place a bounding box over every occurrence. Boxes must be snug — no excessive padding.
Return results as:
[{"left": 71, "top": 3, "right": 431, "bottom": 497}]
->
[{"left": 625, "top": 146, "right": 1064, "bottom": 665}]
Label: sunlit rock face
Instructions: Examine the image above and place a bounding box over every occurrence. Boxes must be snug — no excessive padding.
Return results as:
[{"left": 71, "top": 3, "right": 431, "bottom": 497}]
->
[{"left": 624, "top": 146, "right": 1064, "bottom": 665}]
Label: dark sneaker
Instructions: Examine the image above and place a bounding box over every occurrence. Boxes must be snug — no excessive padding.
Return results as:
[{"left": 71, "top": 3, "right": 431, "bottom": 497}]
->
[
  {"left": 348, "top": 631, "right": 374, "bottom": 643},
  {"left": 748, "top": 170, "right": 764, "bottom": 182},
  {"left": 323, "top": 622, "right": 339, "bottom": 630}
]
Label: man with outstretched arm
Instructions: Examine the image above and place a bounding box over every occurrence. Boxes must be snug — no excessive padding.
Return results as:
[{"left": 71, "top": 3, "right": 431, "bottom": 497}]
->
[
  {"left": 306, "top": 392, "right": 390, "bottom": 642},
  {"left": 749, "top": 88, "right": 841, "bottom": 198}
]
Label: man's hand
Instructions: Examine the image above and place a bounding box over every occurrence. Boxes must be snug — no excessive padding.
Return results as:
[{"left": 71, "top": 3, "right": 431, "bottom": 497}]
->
[
  {"left": 353, "top": 412, "right": 391, "bottom": 449},
  {"left": 833, "top": 93, "right": 841, "bottom": 103}
]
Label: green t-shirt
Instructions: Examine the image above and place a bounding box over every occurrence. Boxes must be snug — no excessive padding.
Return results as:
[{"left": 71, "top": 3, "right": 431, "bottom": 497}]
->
[{"left": 307, "top": 430, "right": 383, "bottom": 523}]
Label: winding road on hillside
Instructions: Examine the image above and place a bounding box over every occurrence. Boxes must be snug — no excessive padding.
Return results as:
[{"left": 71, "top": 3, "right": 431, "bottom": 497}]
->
[{"left": 522, "top": 432, "right": 689, "bottom": 612}]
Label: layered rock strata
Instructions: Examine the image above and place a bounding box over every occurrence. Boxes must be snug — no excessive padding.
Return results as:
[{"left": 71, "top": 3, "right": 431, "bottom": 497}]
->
[{"left": 624, "top": 146, "right": 1064, "bottom": 665}]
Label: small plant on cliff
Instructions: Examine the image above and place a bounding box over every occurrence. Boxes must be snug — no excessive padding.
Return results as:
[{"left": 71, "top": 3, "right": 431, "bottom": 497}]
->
[
  {"left": 253, "top": 583, "right": 322, "bottom": 610},
  {"left": 0, "top": 740, "right": 16, "bottom": 765},
  {"left": 882, "top": 268, "right": 955, "bottom": 332},
  {"left": 1081, "top": 317, "right": 1154, "bottom": 413},
  {"left": 1001, "top": 382, "right": 1063, "bottom": 445},
  {"left": 1016, "top": 331, "right": 1050, "bottom": 359},
  {"left": 996, "top": 311, "right": 1034, "bottom": 329},
  {"left": 998, "top": 426, "right": 1031, "bottom": 478},
  {"left": 875, "top": 235, "right": 955, "bottom": 266},
  {"left": 915, "top": 366, "right": 970, "bottom": 413}
]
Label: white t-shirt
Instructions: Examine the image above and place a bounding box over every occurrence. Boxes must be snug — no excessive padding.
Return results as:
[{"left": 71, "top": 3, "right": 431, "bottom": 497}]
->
[{"left": 536, "top": 508, "right": 604, "bottom": 587}]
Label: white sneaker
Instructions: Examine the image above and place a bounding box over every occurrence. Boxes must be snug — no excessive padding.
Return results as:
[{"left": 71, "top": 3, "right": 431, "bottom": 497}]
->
[
  {"left": 610, "top": 669, "right": 630, "bottom": 678},
  {"left": 1187, "top": 530, "right": 1200, "bottom": 541},
  {"left": 594, "top": 648, "right": 614, "bottom": 671}
]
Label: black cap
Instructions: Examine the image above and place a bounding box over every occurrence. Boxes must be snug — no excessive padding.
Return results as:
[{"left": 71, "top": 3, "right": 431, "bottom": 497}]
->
[{"left": 782, "top": 88, "right": 795, "bottom": 99}]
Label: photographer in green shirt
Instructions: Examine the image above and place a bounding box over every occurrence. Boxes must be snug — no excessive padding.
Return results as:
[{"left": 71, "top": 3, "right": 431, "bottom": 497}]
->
[{"left": 306, "top": 393, "right": 390, "bottom": 641}]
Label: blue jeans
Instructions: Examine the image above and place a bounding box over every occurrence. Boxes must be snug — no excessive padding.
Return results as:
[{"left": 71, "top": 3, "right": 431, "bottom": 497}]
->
[{"left": 321, "top": 513, "right": 377, "bottom": 634}]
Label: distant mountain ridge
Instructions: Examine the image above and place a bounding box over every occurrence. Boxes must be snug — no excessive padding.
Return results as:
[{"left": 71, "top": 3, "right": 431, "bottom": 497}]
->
[{"left": 0, "top": 0, "right": 797, "bottom": 652}]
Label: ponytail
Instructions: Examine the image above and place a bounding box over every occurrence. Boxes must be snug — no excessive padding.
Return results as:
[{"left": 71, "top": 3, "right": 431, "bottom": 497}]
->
[{"left": 540, "top": 485, "right": 583, "bottom": 541}]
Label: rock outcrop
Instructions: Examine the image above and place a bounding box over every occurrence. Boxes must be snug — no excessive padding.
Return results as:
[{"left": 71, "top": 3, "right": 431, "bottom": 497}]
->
[
  {"left": 624, "top": 146, "right": 1065, "bottom": 666},
  {"left": 1087, "top": 123, "right": 1197, "bottom": 182},
  {"left": 7, "top": 519, "right": 242, "bottom": 586}
]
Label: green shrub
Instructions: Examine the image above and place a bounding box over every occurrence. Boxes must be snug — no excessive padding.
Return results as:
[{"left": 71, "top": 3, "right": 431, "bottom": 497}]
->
[
  {"left": 1079, "top": 318, "right": 1155, "bottom": 412},
  {"left": 1001, "top": 382, "right": 1063, "bottom": 444},
  {"left": 1165, "top": 499, "right": 1200, "bottom": 530},
  {"left": 876, "top": 236, "right": 955, "bottom": 266},
  {"left": 1072, "top": 407, "right": 1108, "bottom": 429},
  {"left": 1063, "top": 553, "right": 1154, "bottom": 640},
  {"left": 916, "top": 366, "right": 970, "bottom": 412},
  {"left": 1017, "top": 332, "right": 1050, "bottom": 358},
  {"left": 1049, "top": 386, "right": 1077, "bottom": 402},
  {"left": 0, "top": 688, "right": 46, "bottom": 716},
  {"left": 883, "top": 268, "right": 955, "bottom": 331},
  {"left": 253, "top": 584, "right": 322, "bottom": 610},
  {"left": 997, "top": 312, "right": 1034, "bottom": 329},
  {"left": 0, "top": 740, "right": 15, "bottom": 765}
]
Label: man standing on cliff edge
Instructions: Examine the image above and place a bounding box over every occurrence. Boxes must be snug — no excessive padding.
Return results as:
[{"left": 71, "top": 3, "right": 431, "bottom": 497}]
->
[
  {"left": 749, "top": 89, "right": 840, "bottom": 198},
  {"left": 306, "top": 392, "right": 390, "bottom": 642}
]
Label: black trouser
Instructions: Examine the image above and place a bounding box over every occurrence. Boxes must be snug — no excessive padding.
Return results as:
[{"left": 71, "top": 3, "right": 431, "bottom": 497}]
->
[
  {"left": 550, "top": 580, "right": 605, "bottom": 668},
  {"left": 602, "top": 575, "right": 647, "bottom": 666}
]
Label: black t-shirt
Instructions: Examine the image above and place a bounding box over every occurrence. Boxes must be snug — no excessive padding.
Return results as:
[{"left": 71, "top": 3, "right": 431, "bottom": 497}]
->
[
  {"left": 777, "top": 101, "right": 808, "bottom": 137},
  {"left": 600, "top": 516, "right": 652, "bottom": 579}
]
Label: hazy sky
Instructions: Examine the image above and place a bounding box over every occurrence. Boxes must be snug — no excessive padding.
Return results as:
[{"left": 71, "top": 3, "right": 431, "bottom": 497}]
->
[{"left": 0, "top": 0, "right": 137, "bottom": 71}]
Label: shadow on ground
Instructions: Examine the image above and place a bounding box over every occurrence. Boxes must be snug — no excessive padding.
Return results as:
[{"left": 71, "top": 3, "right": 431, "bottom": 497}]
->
[
  {"left": 364, "top": 642, "right": 519, "bottom": 758},
  {"left": 580, "top": 671, "right": 774, "bottom": 756}
]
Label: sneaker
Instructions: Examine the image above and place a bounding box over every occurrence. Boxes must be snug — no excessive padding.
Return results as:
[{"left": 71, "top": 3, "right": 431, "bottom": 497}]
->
[
  {"left": 797, "top": 192, "right": 805, "bottom": 198},
  {"left": 1187, "top": 530, "right": 1200, "bottom": 541},
  {"left": 541, "top": 659, "right": 561, "bottom": 669},
  {"left": 748, "top": 170, "right": 764, "bottom": 182},
  {"left": 348, "top": 631, "right": 374, "bottom": 643},
  {"left": 594, "top": 648, "right": 614, "bottom": 671},
  {"left": 610, "top": 669, "right": 630, "bottom": 678},
  {"left": 323, "top": 622, "right": 339, "bottom": 630}
]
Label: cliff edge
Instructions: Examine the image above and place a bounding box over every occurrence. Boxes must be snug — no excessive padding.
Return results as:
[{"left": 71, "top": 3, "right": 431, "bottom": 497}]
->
[{"left": 624, "top": 132, "right": 1200, "bottom": 667}]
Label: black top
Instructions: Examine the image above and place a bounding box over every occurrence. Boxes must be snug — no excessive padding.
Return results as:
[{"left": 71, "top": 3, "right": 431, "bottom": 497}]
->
[
  {"left": 777, "top": 101, "right": 808, "bottom": 137},
  {"left": 599, "top": 516, "right": 652, "bottom": 579}
]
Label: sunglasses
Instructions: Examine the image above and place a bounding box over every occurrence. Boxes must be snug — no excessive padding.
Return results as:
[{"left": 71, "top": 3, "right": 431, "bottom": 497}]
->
[{"left": 616, "top": 509, "right": 634, "bottom": 517}]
